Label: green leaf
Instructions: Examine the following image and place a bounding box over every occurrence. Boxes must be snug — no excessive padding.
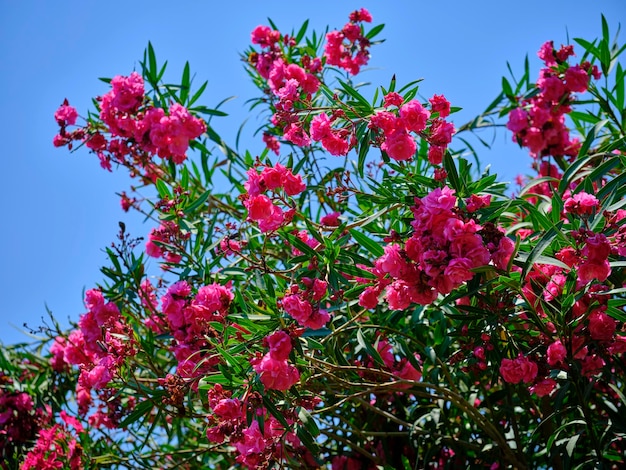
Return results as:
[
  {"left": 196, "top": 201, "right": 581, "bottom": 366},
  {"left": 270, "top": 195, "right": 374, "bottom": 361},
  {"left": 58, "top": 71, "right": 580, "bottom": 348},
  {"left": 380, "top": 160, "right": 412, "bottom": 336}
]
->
[
  {"left": 577, "top": 119, "right": 608, "bottom": 158},
  {"left": 283, "top": 233, "right": 319, "bottom": 259},
  {"left": 356, "top": 329, "right": 385, "bottom": 367},
  {"left": 337, "top": 78, "right": 371, "bottom": 111},
  {"left": 155, "top": 178, "right": 171, "bottom": 198},
  {"left": 349, "top": 229, "right": 384, "bottom": 257},
  {"left": 184, "top": 189, "right": 210, "bottom": 214},
  {"left": 298, "top": 407, "right": 320, "bottom": 437},
  {"left": 520, "top": 223, "right": 563, "bottom": 281},
  {"left": 501, "top": 76, "right": 514, "bottom": 98},
  {"left": 148, "top": 41, "right": 157, "bottom": 77},
  {"left": 365, "top": 23, "right": 385, "bottom": 40},
  {"left": 118, "top": 399, "right": 153, "bottom": 428},
  {"left": 263, "top": 396, "right": 291, "bottom": 428},
  {"left": 180, "top": 61, "right": 190, "bottom": 104},
  {"left": 357, "top": 128, "right": 371, "bottom": 178},
  {"left": 188, "top": 80, "right": 208, "bottom": 107},
  {"left": 198, "top": 373, "right": 231, "bottom": 387},
  {"left": 443, "top": 151, "right": 462, "bottom": 195},
  {"left": 295, "top": 19, "right": 309, "bottom": 43},
  {"left": 335, "top": 263, "right": 376, "bottom": 279}
]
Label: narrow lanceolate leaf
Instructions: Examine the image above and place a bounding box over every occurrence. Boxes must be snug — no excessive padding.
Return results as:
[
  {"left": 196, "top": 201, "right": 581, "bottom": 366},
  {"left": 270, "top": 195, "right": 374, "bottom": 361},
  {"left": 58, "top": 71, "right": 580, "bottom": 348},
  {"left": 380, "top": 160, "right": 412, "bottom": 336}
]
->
[
  {"left": 520, "top": 223, "right": 563, "bottom": 281},
  {"left": 577, "top": 119, "right": 608, "bottom": 158},
  {"left": 349, "top": 229, "right": 384, "bottom": 258},
  {"left": 356, "top": 329, "right": 385, "bottom": 367},
  {"left": 180, "top": 61, "right": 191, "bottom": 104},
  {"left": 184, "top": 189, "right": 211, "bottom": 214},
  {"left": 443, "top": 151, "right": 462, "bottom": 195},
  {"left": 298, "top": 407, "right": 320, "bottom": 437},
  {"left": 155, "top": 178, "right": 171, "bottom": 198}
]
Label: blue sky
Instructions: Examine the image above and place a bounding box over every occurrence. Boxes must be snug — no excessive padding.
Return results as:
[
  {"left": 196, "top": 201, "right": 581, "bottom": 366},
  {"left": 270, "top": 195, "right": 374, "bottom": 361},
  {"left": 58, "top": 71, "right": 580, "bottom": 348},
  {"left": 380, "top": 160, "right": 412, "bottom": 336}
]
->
[{"left": 1, "top": 0, "right": 624, "bottom": 345}]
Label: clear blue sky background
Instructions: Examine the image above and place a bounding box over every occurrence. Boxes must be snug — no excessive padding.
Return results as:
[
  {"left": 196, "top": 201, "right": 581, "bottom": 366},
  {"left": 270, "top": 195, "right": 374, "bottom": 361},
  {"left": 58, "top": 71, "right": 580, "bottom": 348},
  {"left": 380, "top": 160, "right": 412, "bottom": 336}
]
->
[{"left": 1, "top": 0, "right": 624, "bottom": 345}]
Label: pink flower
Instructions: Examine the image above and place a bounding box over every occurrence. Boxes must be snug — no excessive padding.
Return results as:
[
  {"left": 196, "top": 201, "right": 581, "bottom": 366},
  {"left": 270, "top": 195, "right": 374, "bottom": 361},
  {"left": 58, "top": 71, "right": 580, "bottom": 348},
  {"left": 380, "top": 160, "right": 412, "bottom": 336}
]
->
[
  {"left": 251, "top": 25, "right": 280, "bottom": 47},
  {"left": 564, "top": 192, "right": 599, "bottom": 215},
  {"left": 281, "top": 169, "right": 306, "bottom": 196},
  {"left": 427, "top": 145, "right": 445, "bottom": 165},
  {"left": 588, "top": 310, "right": 616, "bottom": 341},
  {"left": 303, "top": 309, "right": 330, "bottom": 329},
  {"left": 383, "top": 92, "right": 403, "bottom": 107},
  {"left": 358, "top": 286, "right": 380, "bottom": 309},
  {"left": 54, "top": 100, "right": 78, "bottom": 125},
  {"left": 310, "top": 113, "right": 332, "bottom": 141},
  {"left": 443, "top": 258, "right": 475, "bottom": 287},
  {"left": 530, "top": 378, "right": 557, "bottom": 397},
  {"left": 244, "top": 167, "right": 264, "bottom": 197},
  {"left": 369, "top": 110, "right": 399, "bottom": 135},
  {"left": 253, "top": 355, "right": 300, "bottom": 390},
  {"left": 565, "top": 64, "right": 589, "bottom": 93},
  {"left": 492, "top": 236, "right": 515, "bottom": 270},
  {"left": 429, "top": 119, "right": 455, "bottom": 146},
  {"left": 379, "top": 244, "right": 412, "bottom": 279},
  {"left": 537, "top": 41, "right": 556, "bottom": 66},
  {"left": 267, "top": 330, "right": 292, "bottom": 361},
  {"left": 578, "top": 259, "right": 611, "bottom": 284},
  {"left": 399, "top": 100, "right": 430, "bottom": 133},
  {"left": 320, "top": 211, "right": 341, "bottom": 226},
  {"left": 429, "top": 94, "right": 451, "bottom": 118},
  {"left": 282, "top": 294, "right": 313, "bottom": 323},
  {"left": 283, "top": 122, "right": 311, "bottom": 147},
  {"left": 547, "top": 340, "right": 567, "bottom": 366},
  {"left": 349, "top": 8, "right": 372, "bottom": 23},
  {"left": 322, "top": 133, "right": 350, "bottom": 156},
  {"left": 257, "top": 204, "right": 286, "bottom": 232},
  {"left": 85, "top": 357, "right": 114, "bottom": 389},
  {"left": 507, "top": 108, "right": 529, "bottom": 133},
  {"left": 260, "top": 165, "right": 284, "bottom": 191},
  {"left": 213, "top": 398, "right": 242, "bottom": 420},
  {"left": 193, "top": 283, "right": 233, "bottom": 319},
  {"left": 382, "top": 129, "right": 416, "bottom": 161},
  {"left": 465, "top": 194, "right": 492, "bottom": 213},
  {"left": 385, "top": 281, "right": 413, "bottom": 310},
  {"left": 500, "top": 355, "right": 538, "bottom": 384},
  {"left": 110, "top": 71, "right": 145, "bottom": 112},
  {"left": 246, "top": 195, "right": 274, "bottom": 221},
  {"left": 396, "top": 359, "right": 422, "bottom": 382},
  {"left": 234, "top": 420, "right": 266, "bottom": 464},
  {"left": 421, "top": 186, "right": 457, "bottom": 212},
  {"left": 581, "top": 354, "right": 605, "bottom": 377}
]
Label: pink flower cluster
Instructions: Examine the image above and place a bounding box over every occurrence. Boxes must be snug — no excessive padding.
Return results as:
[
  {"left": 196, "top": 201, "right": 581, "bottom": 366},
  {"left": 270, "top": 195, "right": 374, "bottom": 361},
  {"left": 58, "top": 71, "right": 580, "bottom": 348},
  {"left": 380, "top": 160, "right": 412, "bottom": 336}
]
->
[
  {"left": 161, "top": 280, "right": 234, "bottom": 379},
  {"left": 563, "top": 191, "right": 599, "bottom": 216},
  {"left": 50, "top": 290, "right": 136, "bottom": 422},
  {"left": 359, "top": 187, "right": 514, "bottom": 310},
  {"left": 206, "top": 384, "right": 317, "bottom": 469},
  {"left": 324, "top": 8, "right": 373, "bottom": 75},
  {"left": 145, "top": 220, "right": 186, "bottom": 265},
  {"left": 280, "top": 278, "right": 330, "bottom": 329},
  {"left": 0, "top": 385, "right": 46, "bottom": 459},
  {"left": 252, "top": 330, "right": 300, "bottom": 390},
  {"left": 242, "top": 162, "right": 306, "bottom": 232},
  {"left": 53, "top": 72, "right": 206, "bottom": 183},
  {"left": 20, "top": 411, "right": 84, "bottom": 470},
  {"left": 310, "top": 112, "right": 352, "bottom": 156},
  {"left": 518, "top": 254, "right": 626, "bottom": 392},
  {"left": 507, "top": 41, "right": 600, "bottom": 159},
  {"left": 99, "top": 72, "right": 206, "bottom": 163},
  {"left": 369, "top": 92, "right": 454, "bottom": 164},
  {"left": 499, "top": 354, "right": 538, "bottom": 384},
  {"left": 249, "top": 24, "right": 323, "bottom": 153}
]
